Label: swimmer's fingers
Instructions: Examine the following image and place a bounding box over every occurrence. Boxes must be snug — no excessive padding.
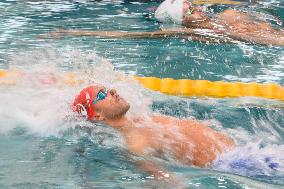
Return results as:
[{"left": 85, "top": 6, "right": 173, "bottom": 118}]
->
[{"left": 38, "top": 29, "right": 69, "bottom": 39}]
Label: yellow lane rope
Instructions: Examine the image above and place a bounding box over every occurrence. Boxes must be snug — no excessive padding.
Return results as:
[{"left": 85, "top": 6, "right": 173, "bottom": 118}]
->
[
  {"left": 1, "top": 70, "right": 283, "bottom": 101},
  {"left": 135, "top": 77, "right": 284, "bottom": 100}
]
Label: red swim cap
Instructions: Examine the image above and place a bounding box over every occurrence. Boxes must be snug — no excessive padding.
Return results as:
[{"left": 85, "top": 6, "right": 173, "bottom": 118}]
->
[{"left": 72, "top": 86, "right": 96, "bottom": 120}]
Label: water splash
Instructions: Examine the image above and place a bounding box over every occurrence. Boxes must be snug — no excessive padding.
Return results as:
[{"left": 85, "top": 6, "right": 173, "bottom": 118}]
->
[
  {"left": 1, "top": 48, "right": 284, "bottom": 186},
  {"left": 0, "top": 48, "right": 151, "bottom": 135}
]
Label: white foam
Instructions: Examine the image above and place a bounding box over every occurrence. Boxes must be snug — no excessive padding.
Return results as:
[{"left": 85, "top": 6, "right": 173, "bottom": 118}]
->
[
  {"left": 1, "top": 48, "right": 283, "bottom": 179},
  {"left": 214, "top": 142, "right": 284, "bottom": 176},
  {"left": 0, "top": 48, "right": 151, "bottom": 136}
]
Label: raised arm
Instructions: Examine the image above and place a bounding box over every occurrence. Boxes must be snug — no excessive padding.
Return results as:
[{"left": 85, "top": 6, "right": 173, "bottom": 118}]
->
[
  {"left": 43, "top": 29, "right": 194, "bottom": 38},
  {"left": 41, "top": 29, "right": 233, "bottom": 44}
]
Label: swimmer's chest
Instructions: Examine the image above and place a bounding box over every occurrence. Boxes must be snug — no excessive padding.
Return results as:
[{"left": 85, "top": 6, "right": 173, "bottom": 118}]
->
[{"left": 125, "top": 126, "right": 194, "bottom": 158}]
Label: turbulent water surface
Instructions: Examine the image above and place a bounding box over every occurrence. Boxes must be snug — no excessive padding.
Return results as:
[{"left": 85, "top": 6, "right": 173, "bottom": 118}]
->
[{"left": 0, "top": 0, "right": 284, "bottom": 188}]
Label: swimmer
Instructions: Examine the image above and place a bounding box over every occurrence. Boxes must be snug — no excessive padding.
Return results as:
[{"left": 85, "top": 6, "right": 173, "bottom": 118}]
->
[
  {"left": 72, "top": 85, "right": 235, "bottom": 181},
  {"left": 47, "top": 0, "right": 284, "bottom": 46}
]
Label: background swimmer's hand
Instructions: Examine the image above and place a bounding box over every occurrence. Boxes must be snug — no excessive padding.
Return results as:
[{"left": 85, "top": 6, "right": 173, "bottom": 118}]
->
[{"left": 38, "top": 29, "right": 68, "bottom": 39}]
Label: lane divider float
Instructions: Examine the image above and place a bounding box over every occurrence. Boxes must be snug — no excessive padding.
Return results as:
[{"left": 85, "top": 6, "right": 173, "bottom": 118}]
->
[
  {"left": 135, "top": 77, "right": 283, "bottom": 100},
  {"left": 0, "top": 70, "right": 283, "bottom": 101}
]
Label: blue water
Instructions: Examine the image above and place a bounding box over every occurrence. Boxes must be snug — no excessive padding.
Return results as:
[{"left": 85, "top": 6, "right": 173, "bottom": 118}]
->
[{"left": 0, "top": 0, "right": 284, "bottom": 188}]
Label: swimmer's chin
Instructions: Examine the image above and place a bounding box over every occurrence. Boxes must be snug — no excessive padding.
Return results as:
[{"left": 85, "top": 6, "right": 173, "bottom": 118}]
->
[
  {"left": 114, "top": 103, "right": 130, "bottom": 119},
  {"left": 125, "top": 103, "right": 130, "bottom": 114}
]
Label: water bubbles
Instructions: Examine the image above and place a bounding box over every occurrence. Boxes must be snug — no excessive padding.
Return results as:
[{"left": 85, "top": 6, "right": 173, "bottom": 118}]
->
[{"left": 165, "top": 55, "right": 171, "bottom": 61}]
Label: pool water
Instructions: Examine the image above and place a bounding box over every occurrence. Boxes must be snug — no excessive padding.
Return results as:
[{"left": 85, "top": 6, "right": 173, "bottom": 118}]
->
[{"left": 0, "top": 0, "right": 284, "bottom": 188}]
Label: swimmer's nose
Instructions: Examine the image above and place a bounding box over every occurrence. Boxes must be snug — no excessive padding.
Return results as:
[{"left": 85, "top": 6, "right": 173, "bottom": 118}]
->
[
  {"left": 109, "top": 89, "right": 117, "bottom": 96},
  {"left": 110, "top": 89, "right": 120, "bottom": 99}
]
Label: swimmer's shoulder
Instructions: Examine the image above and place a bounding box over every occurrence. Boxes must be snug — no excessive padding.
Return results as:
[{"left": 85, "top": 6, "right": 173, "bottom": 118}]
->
[
  {"left": 150, "top": 114, "right": 176, "bottom": 125},
  {"left": 131, "top": 114, "right": 175, "bottom": 125},
  {"left": 150, "top": 114, "right": 202, "bottom": 127}
]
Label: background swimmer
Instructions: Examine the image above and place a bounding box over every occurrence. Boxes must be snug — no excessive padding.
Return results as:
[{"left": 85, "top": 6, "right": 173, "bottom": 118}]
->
[
  {"left": 46, "top": 0, "right": 284, "bottom": 46},
  {"left": 72, "top": 85, "right": 235, "bottom": 182}
]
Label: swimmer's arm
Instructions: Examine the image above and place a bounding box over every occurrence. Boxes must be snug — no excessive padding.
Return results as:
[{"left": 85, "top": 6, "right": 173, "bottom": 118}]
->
[
  {"left": 42, "top": 29, "right": 200, "bottom": 39},
  {"left": 134, "top": 157, "right": 184, "bottom": 186},
  {"left": 225, "top": 29, "right": 284, "bottom": 46},
  {"left": 126, "top": 132, "right": 184, "bottom": 186},
  {"left": 135, "top": 160, "right": 173, "bottom": 180},
  {"left": 135, "top": 160, "right": 187, "bottom": 188},
  {"left": 42, "top": 29, "right": 235, "bottom": 44}
]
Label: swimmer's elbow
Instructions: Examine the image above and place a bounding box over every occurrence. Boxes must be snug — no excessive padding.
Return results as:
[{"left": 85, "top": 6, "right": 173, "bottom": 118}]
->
[
  {"left": 214, "top": 132, "right": 236, "bottom": 151},
  {"left": 228, "top": 137, "right": 236, "bottom": 149},
  {"left": 222, "top": 134, "right": 236, "bottom": 150}
]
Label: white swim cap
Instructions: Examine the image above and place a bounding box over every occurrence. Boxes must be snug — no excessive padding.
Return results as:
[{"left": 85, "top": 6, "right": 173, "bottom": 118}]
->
[{"left": 155, "top": 0, "right": 185, "bottom": 24}]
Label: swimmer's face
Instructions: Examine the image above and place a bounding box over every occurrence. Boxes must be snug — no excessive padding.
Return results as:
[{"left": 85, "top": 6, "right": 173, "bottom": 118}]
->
[
  {"left": 182, "top": 1, "right": 206, "bottom": 24},
  {"left": 93, "top": 85, "right": 130, "bottom": 119}
]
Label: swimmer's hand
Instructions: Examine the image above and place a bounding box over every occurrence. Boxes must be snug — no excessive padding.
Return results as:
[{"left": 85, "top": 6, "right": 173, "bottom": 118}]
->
[{"left": 136, "top": 160, "right": 187, "bottom": 188}]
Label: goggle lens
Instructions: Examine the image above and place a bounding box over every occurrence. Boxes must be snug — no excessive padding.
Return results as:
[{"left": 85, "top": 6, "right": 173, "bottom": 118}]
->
[{"left": 93, "top": 89, "right": 108, "bottom": 105}]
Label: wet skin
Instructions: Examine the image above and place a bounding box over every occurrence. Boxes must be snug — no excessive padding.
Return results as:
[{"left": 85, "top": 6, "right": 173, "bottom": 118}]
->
[
  {"left": 47, "top": 3, "right": 284, "bottom": 46},
  {"left": 182, "top": 6, "right": 284, "bottom": 45},
  {"left": 74, "top": 85, "right": 235, "bottom": 168}
]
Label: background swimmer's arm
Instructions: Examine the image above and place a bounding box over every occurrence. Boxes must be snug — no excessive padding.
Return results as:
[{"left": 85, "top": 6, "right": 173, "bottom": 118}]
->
[
  {"left": 225, "top": 29, "right": 284, "bottom": 46},
  {"left": 43, "top": 29, "right": 199, "bottom": 39},
  {"left": 42, "top": 29, "right": 234, "bottom": 44}
]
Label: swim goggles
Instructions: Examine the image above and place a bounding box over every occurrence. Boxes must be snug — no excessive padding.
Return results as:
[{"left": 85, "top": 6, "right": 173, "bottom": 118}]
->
[{"left": 93, "top": 89, "right": 108, "bottom": 105}]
